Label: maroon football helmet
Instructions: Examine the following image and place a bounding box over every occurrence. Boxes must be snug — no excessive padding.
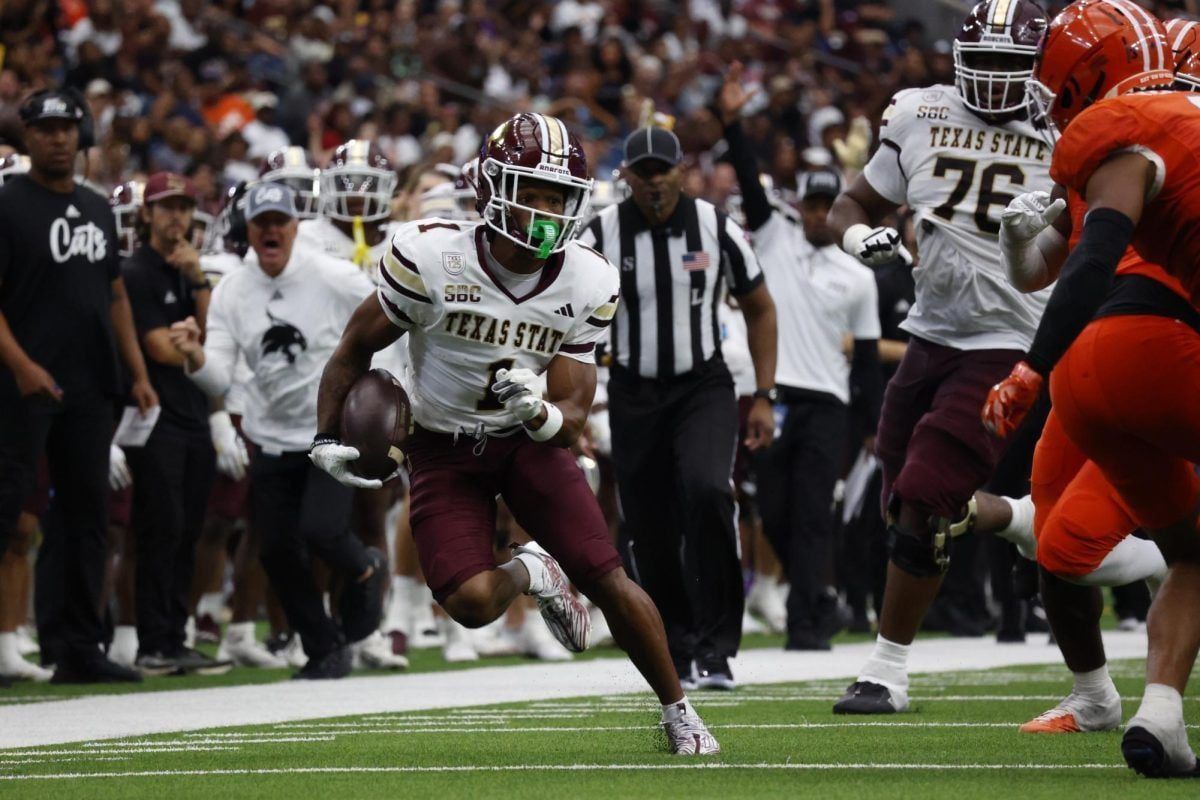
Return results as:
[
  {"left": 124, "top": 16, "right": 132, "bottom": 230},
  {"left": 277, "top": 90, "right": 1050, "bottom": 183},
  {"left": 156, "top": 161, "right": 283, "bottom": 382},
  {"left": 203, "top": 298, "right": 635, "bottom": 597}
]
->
[
  {"left": 260, "top": 146, "right": 320, "bottom": 219},
  {"left": 477, "top": 113, "right": 592, "bottom": 255},
  {"left": 109, "top": 179, "right": 145, "bottom": 257},
  {"left": 0, "top": 153, "right": 30, "bottom": 186},
  {"left": 321, "top": 139, "right": 396, "bottom": 222},
  {"left": 954, "top": 0, "right": 1049, "bottom": 116}
]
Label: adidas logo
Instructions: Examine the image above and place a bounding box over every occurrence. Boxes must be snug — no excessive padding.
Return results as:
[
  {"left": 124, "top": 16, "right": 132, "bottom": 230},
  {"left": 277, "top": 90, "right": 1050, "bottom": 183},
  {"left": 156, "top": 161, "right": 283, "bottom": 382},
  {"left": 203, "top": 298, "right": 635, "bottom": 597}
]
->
[
  {"left": 164, "top": 290, "right": 177, "bottom": 304},
  {"left": 554, "top": 303, "right": 575, "bottom": 318},
  {"left": 65, "top": 204, "right": 80, "bottom": 219},
  {"left": 271, "top": 290, "right": 283, "bottom": 301}
]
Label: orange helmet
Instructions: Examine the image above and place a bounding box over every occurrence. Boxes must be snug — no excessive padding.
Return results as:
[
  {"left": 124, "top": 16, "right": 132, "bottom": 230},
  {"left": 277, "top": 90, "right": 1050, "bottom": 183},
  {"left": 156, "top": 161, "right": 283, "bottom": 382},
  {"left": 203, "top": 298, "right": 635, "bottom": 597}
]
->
[
  {"left": 1166, "top": 18, "right": 1200, "bottom": 91},
  {"left": 1029, "top": 0, "right": 1173, "bottom": 139}
]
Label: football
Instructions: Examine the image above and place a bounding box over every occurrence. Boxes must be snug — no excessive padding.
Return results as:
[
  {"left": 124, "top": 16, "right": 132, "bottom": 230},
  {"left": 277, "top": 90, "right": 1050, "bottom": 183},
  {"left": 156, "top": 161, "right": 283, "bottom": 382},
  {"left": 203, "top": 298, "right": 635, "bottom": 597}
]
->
[{"left": 340, "top": 368, "right": 414, "bottom": 481}]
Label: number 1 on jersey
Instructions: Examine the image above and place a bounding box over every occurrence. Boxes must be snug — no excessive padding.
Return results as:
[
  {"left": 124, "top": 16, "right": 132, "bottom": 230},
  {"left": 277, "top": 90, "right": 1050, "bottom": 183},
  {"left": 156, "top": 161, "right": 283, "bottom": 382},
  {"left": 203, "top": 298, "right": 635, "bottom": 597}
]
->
[{"left": 476, "top": 358, "right": 516, "bottom": 411}]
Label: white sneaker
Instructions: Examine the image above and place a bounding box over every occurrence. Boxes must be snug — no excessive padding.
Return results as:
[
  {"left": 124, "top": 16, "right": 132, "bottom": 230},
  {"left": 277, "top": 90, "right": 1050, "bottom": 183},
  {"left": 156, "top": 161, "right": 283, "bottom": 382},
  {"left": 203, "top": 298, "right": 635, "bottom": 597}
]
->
[
  {"left": 472, "top": 619, "right": 521, "bottom": 657},
  {"left": 14, "top": 626, "right": 39, "bottom": 656},
  {"left": 1117, "top": 617, "right": 1145, "bottom": 632},
  {"left": 746, "top": 575, "right": 787, "bottom": 633},
  {"left": 440, "top": 617, "right": 479, "bottom": 662},
  {"left": 184, "top": 615, "right": 196, "bottom": 649},
  {"left": 741, "top": 609, "right": 766, "bottom": 635},
  {"left": 662, "top": 702, "right": 720, "bottom": 755},
  {"left": 353, "top": 630, "right": 409, "bottom": 670},
  {"left": 0, "top": 633, "right": 52, "bottom": 682},
  {"left": 108, "top": 625, "right": 139, "bottom": 668},
  {"left": 1123, "top": 714, "right": 1200, "bottom": 777},
  {"left": 516, "top": 615, "right": 573, "bottom": 661},
  {"left": 1019, "top": 691, "right": 1122, "bottom": 733},
  {"left": 512, "top": 543, "right": 590, "bottom": 652},
  {"left": 277, "top": 634, "right": 308, "bottom": 668},
  {"left": 218, "top": 623, "right": 288, "bottom": 669},
  {"left": 410, "top": 584, "right": 444, "bottom": 649}
]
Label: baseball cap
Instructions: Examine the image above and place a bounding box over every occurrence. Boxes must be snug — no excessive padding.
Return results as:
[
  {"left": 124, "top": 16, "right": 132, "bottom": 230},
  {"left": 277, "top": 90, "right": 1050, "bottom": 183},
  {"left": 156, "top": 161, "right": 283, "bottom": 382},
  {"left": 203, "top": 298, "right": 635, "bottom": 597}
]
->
[
  {"left": 19, "top": 90, "right": 85, "bottom": 126},
  {"left": 623, "top": 126, "right": 682, "bottom": 167},
  {"left": 245, "top": 182, "right": 297, "bottom": 221},
  {"left": 801, "top": 169, "right": 843, "bottom": 201},
  {"left": 144, "top": 172, "right": 198, "bottom": 204}
]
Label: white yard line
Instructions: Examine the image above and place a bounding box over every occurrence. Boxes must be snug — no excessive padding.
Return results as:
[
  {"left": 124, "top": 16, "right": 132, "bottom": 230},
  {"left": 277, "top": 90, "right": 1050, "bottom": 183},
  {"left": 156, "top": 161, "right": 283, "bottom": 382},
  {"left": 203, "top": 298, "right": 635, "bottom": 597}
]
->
[
  {"left": 0, "top": 762, "right": 1128, "bottom": 782},
  {"left": 0, "top": 631, "right": 1150, "bottom": 749}
]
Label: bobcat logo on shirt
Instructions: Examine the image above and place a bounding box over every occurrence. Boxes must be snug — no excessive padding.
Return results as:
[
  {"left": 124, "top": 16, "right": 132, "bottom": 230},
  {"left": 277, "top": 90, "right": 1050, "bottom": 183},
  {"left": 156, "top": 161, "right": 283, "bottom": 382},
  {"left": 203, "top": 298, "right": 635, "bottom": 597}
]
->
[
  {"left": 261, "top": 311, "right": 308, "bottom": 364},
  {"left": 49, "top": 218, "right": 108, "bottom": 264}
]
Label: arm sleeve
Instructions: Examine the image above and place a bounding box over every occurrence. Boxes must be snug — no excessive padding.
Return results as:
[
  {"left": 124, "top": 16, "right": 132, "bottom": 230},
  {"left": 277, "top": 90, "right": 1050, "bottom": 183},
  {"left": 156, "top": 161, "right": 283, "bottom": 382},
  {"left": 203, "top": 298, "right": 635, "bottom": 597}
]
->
[
  {"left": 723, "top": 121, "right": 773, "bottom": 231},
  {"left": 850, "top": 337, "right": 883, "bottom": 434},
  {"left": 376, "top": 224, "right": 437, "bottom": 330},
  {"left": 1025, "top": 207, "right": 1136, "bottom": 375},
  {"left": 188, "top": 280, "right": 239, "bottom": 397},
  {"left": 718, "top": 213, "right": 765, "bottom": 296},
  {"left": 560, "top": 263, "right": 620, "bottom": 364},
  {"left": 121, "top": 264, "right": 168, "bottom": 337}
]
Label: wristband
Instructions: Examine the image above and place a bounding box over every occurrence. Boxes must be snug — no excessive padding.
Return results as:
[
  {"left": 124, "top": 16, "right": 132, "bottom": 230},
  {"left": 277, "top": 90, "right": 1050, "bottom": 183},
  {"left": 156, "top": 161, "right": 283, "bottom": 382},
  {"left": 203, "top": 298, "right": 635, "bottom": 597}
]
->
[
  {"left": 526, "top": 402, "right": 563, "bottom": 443},
  {"left": 310, "top": 433, "right": 340, "bottom": 453}
]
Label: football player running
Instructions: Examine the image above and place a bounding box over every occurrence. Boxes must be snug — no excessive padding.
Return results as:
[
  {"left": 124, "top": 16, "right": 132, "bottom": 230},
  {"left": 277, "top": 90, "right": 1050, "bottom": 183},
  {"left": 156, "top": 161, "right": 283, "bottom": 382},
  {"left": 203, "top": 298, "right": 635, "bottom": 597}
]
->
[
  {"left": 826, "top": 0, "right": 1053, "bottom": 715},
  {"left": 981, "top": 0, "right": 1200, "bottom": 778},
  {"left": 312, "top": 112, "right": 720, "bottom": 754}
]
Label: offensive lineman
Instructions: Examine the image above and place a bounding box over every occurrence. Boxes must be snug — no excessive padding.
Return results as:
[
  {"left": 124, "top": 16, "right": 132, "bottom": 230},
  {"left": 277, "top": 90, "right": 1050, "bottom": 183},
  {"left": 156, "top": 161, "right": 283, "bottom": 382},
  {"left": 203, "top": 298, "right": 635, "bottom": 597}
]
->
[
  {"left": 312, "top": 112, "right": 720, "bottom": 754},
  {"left": 827, "top": 0, "right": 1053, "bottom": 714}
]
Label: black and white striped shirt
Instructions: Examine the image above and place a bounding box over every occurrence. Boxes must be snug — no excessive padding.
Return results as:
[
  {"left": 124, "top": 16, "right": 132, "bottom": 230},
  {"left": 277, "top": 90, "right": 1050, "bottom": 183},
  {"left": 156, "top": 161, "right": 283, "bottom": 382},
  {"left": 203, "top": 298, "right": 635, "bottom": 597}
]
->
[{"left": 578, "top": 196, "right": 763, "bottom": 379}]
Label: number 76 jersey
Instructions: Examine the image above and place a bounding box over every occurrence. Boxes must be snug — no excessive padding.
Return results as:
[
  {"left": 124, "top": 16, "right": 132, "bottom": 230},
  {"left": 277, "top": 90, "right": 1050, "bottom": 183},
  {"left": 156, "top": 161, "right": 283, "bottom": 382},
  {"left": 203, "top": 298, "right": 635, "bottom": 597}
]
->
[
  {"left": 863, "top": 84, "right": 1054, "bottom": 351},
  {"left": 375, "top": 220, "right": 620, "bottom": 435}
]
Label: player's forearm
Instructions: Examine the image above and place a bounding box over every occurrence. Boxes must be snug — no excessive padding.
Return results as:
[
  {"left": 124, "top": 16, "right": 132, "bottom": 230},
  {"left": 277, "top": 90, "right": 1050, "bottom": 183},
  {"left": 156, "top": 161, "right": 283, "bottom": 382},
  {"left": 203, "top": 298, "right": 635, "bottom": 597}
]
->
[
  {"left": 0, "top": 311, "right": 35, "bottom": 373},
  {"left": 741, "top": 293, "right": 778, "bottom": 391},
  {"left": 316, "top": 339, "right": 373, "bottom": 437},
  {"left": 110, "top": 285, "right": 151, "bottom": 384},
  {"left": 827, "top": 193, "right": 872, "bottom": 245},
  {"left": 878, "top": 338, "right": 907, "bottom": 364}
]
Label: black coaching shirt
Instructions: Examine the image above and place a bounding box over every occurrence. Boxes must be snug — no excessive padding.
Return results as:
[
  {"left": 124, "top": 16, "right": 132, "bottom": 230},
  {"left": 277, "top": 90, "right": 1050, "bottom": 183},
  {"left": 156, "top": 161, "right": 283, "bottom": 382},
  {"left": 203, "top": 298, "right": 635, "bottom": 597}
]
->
[
  {"left": 122, "top": 246, "right": 209, "bottom": 431},
  {"left": 579, "top": 196, "right": 763, "bottom": 379},
  {"left": 0, "top": 174, "right": 121, "bottom": 402}
]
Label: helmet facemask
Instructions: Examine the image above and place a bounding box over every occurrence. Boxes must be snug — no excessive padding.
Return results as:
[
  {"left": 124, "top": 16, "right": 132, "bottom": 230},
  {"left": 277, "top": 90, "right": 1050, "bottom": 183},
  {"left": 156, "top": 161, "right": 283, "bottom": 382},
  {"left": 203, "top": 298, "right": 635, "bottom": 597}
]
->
[
  {"left": 320, "top": 166, "right": 397, "bottom": 222},
  {"left": 264, "top": 169, "right": 320, "bottom": 219},
  {"left": 954, "top": 38, "right": 1039, "bottom": 116},
  {"left": 480, "top": 159, "right": 592, "bottom": 257}
]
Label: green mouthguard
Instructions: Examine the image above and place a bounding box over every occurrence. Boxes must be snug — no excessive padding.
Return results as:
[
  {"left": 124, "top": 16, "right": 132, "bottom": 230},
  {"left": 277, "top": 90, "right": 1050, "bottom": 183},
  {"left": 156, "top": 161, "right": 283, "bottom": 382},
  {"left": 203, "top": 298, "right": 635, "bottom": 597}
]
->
[{"left": 529, "top": 219, "right": 561, "bottom": 259}]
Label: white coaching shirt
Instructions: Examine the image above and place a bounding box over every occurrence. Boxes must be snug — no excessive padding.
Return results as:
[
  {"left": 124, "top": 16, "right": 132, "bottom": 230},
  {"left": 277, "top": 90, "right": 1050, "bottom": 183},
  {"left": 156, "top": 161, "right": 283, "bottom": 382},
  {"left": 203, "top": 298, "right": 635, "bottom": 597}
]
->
[
  {"left": 190, "top": 249, "right": 375, "bottom": 453},
  {"left": 376, "top": 220, "right": 619, "bottom": 435},
  {"left": 753, "top": 211, "right": 879, "bottom": 404},
  {"left": 863, "top": 84, "right": 1053, "bottom": 351}
]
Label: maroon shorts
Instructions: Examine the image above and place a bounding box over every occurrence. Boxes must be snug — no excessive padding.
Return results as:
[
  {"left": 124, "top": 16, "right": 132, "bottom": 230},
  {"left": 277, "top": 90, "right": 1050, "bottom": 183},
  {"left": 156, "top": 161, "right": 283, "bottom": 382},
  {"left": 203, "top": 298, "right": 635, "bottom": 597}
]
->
[
  {"left": 875, "top": 336, "right": 1022, "bottom": 519},
  {"left": 405, "top": 426, "right": 623, "bottom": 603}
]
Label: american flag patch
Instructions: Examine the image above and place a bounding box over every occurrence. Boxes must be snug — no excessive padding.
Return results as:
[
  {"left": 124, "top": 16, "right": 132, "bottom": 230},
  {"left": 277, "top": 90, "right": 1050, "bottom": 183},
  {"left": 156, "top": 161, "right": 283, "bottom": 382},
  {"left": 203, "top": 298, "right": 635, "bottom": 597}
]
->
[{"left": 681, "top": 251, "right": 710, "bottom": 271}]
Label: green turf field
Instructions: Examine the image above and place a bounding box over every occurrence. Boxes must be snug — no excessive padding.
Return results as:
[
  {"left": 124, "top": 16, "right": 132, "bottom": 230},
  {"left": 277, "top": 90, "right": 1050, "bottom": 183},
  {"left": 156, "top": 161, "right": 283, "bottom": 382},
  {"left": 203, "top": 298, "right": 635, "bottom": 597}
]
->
[{"left": 3, "top": 657, "right": 1198, "bottom": 799}]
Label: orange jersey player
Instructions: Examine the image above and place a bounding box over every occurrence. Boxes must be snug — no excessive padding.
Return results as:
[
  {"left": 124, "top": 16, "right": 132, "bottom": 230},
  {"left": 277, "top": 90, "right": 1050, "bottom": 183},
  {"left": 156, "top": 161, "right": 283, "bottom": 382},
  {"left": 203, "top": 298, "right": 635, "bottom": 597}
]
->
[{"left": 982, "top": 0, "right": 1200, "bottom": 779}]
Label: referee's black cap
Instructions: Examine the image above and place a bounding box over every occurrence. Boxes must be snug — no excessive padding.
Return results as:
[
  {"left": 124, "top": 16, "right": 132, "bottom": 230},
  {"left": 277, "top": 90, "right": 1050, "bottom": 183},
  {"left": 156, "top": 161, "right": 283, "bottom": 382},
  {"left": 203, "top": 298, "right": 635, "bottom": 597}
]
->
[
  {"left": 623, "top": 127, "right": 682, "bottom": 167},
  {"left": 801, "top": 168, "right": 843, "bottom": 201}
]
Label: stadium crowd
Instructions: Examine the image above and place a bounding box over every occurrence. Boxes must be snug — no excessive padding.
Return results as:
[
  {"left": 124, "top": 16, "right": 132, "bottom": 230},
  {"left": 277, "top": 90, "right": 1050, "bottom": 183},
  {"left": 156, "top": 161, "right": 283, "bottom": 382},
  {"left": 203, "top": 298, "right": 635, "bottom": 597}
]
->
[{"left": 0, "top": 0, "right": 1184, "bottom": 689}]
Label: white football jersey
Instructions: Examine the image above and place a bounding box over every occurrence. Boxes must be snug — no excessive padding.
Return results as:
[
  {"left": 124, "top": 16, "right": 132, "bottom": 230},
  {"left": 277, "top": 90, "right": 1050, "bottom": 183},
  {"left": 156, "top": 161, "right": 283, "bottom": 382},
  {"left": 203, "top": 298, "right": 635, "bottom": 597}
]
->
[
  {"left": 376, "top": 220, "right": 620, "bottom": 435},
  {"left": 863, "top": 84, "right": 1053, "bottom": 350}
]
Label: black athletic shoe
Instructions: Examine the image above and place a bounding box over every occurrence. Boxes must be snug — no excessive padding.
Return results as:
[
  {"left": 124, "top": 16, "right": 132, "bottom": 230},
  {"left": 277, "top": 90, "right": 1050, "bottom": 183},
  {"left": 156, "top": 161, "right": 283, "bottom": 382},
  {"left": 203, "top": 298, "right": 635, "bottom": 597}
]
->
[
  {"left": 340, "top": 548, "right": 388, "bottom": 643},
  {"left": 292, "top": 646, "right": 352, "bottom": 680},
  {"left": 51, "top": 653, "right": 143, "bottom": 684},
  {"left": 673, "top": 655, "right": 697, "bottom": 691},
  {"left": 169, "top": 647, "right": 233, "bottom": 676},
  {"left": 786, "top": 632, "right": 832, "bottom": 651},
  {"left": 135, "top": 652, "right": 183, "bottom": 677},
  {"left": 833, "top": 680, "right": 905, "bottom": 714},
  {"left": 694, "top": 656, "right": 736, "bottom": 691}
]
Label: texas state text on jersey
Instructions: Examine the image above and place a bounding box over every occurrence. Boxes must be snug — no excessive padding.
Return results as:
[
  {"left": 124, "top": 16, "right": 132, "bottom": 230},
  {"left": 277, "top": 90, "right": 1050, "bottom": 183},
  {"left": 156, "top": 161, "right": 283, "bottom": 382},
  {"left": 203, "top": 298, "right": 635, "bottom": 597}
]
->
[
  {"left": 376, "top": 219, "right": 619, "bottom": 434},
  {"left": 863, "top": 84, "right": 1054, "bottom": 351}
]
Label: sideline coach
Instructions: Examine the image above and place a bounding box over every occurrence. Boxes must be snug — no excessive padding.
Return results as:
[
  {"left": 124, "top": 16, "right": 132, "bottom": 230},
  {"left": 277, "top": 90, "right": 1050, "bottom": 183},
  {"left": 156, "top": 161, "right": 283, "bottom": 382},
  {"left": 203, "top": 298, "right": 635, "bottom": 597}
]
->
[{"left": 578, "top": 126, "right": 777, "bottom": 690}]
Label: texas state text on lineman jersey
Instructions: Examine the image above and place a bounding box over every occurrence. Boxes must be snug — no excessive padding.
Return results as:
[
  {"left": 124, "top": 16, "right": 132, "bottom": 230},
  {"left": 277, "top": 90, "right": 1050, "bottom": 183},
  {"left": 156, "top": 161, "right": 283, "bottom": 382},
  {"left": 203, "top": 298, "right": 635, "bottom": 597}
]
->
[
  {"left": 376, "top": 220, "right": 619, "bottom": 435},
  {"left": 863, "top": 84, "right": 1053, "bottom": 350},
  {"left": 1052, "top": 92, "right": 1200, "bottom": 308}
]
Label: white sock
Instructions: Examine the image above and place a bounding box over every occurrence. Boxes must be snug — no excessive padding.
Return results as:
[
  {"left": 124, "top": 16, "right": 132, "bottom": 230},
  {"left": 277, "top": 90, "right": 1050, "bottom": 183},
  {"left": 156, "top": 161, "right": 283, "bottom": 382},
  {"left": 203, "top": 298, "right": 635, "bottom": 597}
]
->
[
  {"left": 1072, "top": 664, "right": 1117, "bottom": 703},
  {"left": 859, "top": 635, "right": 910, "bottom": 688},
  {"left": 1077, "top": 536, "right": 1167, "bottom": 587},
  {"left": 1135, "top": 683, "right": 1184, "bottom": 725},
  {"left": 996, "top": 495, "right": 1037, "bottom": 560},
  {"left": 224, "top": 621, "right": 254, "bottom": 643},
  {"left": 662, "top": 696, "right": 695, "bottom": 722},
  {"left": 196, "top": 591, "right": 225, "bottom": 619},
  {"left": 513, "top": 543, "right": 551, "bottom": 595}
]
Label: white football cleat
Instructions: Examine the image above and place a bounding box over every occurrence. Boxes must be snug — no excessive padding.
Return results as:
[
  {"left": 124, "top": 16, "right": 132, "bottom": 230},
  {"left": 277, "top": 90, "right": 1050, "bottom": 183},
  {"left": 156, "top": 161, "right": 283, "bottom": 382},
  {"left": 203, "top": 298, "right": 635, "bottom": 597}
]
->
[
  {"left": 1019, "top": 691, "right": 1122, "bottom": 733},
  {"left": 277, "top": 634, "right": 309, "bottom": 669},
  {"left": 0, "top": 631, "right": 53, "bottom": 682},
  {"left": 516, "top": 615, "right": 572, "bottom": 662},
  {"left": 1123, "top": 714, "right": 1200, "bottom": 777},
  {"left": 352, "top": 630, "right": 409, "bottom": 670},
  {"left": 440, "top": 617, "right": 479, "bottom": 663},
  {"left": 586, "top": 598, "right": 615, "bottom": 647},
  {"left": 218, "top": 623, "right": 288, "bottom": 669},
  {"left": 108, "top": 625, "right": 139, "bottom": 668},
  {"left": 746, "top": 575, "right": 787, "bottom": 633},
  {"left": 662, "top": 702, "right": 720, "bottom": 755},
  {"left": 512, "top": 543, "right": 590, "bottom": 652}
]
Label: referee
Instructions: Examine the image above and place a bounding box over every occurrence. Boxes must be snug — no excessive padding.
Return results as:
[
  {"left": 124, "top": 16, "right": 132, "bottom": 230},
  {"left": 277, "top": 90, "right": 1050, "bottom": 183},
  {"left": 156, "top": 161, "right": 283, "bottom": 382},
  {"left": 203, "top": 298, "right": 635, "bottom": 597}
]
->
[
  {"left": 579, "top": 126, "right": 777, "bottom": 690},
  {"left": 718, "top": 67, "right": 882, "bottom": 651}
]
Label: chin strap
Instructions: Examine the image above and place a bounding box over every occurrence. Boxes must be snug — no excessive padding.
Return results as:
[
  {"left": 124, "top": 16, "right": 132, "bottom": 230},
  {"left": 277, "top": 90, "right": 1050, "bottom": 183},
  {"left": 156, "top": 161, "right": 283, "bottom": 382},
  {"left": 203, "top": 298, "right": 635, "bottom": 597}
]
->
[{"left": 351, "top": 215, "right": 370, "bottom": 267}]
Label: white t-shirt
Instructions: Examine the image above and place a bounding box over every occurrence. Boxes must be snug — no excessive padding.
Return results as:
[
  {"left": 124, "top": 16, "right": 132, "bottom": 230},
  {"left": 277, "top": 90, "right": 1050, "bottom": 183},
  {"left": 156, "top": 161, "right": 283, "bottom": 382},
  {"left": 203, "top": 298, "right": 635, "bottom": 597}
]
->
[
  {"left": 862, "top": 84, "right": 1053, "bottom": 351},
  {"left": 189, "top": 250, "right": 375, "bottom": 453},
  {"left": 753, "top": 212, "right": 879, "bottom": 404},
  {"left": 376, "top": 220, "right": 619, "bottom": 435}
]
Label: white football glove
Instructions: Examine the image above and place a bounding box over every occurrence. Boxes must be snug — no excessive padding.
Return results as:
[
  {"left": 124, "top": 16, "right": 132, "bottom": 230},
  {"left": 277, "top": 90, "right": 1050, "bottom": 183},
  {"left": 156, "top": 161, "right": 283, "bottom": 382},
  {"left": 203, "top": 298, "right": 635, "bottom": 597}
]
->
[
  {"left": 209, "top": 410, "right": 249, "bottom": 481},
  {"left": 109, "top": 444, "right": 131, "bottom": 491},
  {"left": 1000, "top": 190, "right": 1067, "bottom": 245},
  {"left": 843, "top": 223, "right": 912, "bottom": 267},
  {"left": 308, "top": 436, "right": 383, "bottom": 489},
  {"left": 491, "top": 368, "right": 544, "bottom": 422}
]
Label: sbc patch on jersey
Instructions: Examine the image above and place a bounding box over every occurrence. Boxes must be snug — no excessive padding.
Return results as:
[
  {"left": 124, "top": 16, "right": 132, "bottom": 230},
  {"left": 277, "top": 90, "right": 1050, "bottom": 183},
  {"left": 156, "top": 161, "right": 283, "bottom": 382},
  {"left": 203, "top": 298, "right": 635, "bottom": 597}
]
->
[{"left": 442, "top": 251, "right": 466, "bottom": 276}]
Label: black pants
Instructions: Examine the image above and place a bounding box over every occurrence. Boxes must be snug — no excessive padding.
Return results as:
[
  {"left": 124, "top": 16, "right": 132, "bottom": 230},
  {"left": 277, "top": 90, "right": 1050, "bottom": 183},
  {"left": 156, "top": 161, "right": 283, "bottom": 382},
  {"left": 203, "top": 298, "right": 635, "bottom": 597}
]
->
[
  {"left": 126, "top": 423, "right": 215, "bottom": 654},
  {"left": 755, "top": 391, "right": 848, "bottom": 641},
  {"left": 609, "top": 358, "right": 742, "bottom": 665},
  {"left": 0, "top": 393, "right": 111, "bottom": 666},
  {"left": 250, "top": 449, "right": 369, "bottom": 659}
]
